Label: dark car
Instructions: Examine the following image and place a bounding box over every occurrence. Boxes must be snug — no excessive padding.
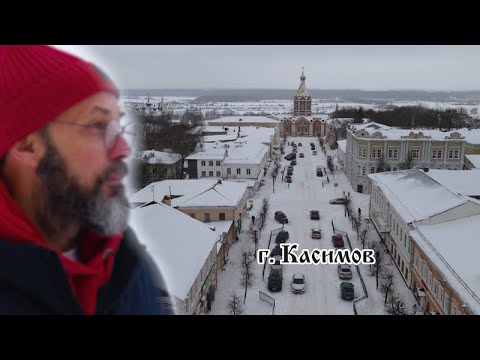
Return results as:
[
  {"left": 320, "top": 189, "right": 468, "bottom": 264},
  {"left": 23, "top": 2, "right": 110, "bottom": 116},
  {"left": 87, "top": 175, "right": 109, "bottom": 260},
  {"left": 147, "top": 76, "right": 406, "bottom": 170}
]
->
[
  {"left": 340, "top": 282, "right": 355, "bottom": 300},
  {"left": 299, "top": 153, "right": 304, "bottom": 158},
  {"left": 311, "top": 144, "right": 316, "bottom": 150},
  {"left": 310, "top": 210, "right": 320, "bottom": 220},
  {"left": 284, "top": 154, "right": 294, "bottom": 161},
  {"left": 290, "top": 160, "right": 297, "bottom": 166},
  {"left": 298, "top": 142, "right": 302, "bottom": 146},
  {"left": 285, "top": 175, "right": 292, "bottom": 183},
  {"left": 268, "top": 268, "right": 283, "bottom": 292},
  {"left": 310, "top": 142, "right": 314, "bottom": 147},
  {"left": 332, "top": 234, "right": 344, "bottom": 248},
  {"left": 275, "top": 211, "right": 288, "bottom": 224},
  {"left": 329, "top": 197, "right": 349, "bottom": 205},
  {"left": 287, "top": 167, "right": 293, "bottom": 176},
  {"left": 316, "top": 169, "right": 323, "bottom": 177},
  {"left": 271, "top": 244, "right": 282, "bottom": 257},
  {"left": 275, "top": 230, "right": 289, "bottom": 243}
]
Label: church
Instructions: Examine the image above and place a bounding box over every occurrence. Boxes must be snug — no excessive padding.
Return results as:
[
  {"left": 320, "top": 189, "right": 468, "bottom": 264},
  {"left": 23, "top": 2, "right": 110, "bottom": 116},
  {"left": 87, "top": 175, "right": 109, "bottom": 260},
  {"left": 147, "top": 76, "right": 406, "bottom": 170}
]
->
[{"left": 278, "top": 70, "right": 328, "bottom": 137}]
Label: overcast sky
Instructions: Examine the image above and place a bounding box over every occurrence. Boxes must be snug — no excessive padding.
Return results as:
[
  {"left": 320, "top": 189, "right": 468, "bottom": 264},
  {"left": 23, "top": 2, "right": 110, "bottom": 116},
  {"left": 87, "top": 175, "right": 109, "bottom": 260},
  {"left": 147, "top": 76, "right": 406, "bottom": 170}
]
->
[{"left": 54, "top": 45, "right": 480, "bottom": 91}]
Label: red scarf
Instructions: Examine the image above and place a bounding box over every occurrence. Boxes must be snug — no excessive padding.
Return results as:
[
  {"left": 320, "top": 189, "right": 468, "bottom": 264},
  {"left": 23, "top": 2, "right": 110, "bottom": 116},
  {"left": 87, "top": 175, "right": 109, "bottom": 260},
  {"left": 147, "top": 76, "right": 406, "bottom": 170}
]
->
[{"left": 0, "top": 180, "right": 122, "bottom": 315}]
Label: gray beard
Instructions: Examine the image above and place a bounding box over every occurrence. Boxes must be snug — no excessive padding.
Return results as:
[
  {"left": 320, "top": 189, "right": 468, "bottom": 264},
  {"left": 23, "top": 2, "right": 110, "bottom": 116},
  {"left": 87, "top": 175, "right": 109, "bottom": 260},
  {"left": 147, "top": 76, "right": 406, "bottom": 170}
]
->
[{"left": 35, "top": 134, "right": 129, "bottom": 238}]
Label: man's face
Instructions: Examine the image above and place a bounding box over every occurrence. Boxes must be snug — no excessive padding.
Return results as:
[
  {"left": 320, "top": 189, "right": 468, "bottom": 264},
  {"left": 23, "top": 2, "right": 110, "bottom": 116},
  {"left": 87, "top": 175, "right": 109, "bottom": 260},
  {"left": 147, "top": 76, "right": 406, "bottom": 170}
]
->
[{"left": 33, "top": 92, "right": 131, "bottom": 237}]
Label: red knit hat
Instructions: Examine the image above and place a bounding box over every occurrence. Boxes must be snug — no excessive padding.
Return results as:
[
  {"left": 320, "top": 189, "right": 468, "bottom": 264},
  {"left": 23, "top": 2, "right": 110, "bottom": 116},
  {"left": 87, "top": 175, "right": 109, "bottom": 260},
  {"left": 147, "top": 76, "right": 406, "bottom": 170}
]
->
[{"left": 0, "top": 45, "right": 119, "bottom": 157}]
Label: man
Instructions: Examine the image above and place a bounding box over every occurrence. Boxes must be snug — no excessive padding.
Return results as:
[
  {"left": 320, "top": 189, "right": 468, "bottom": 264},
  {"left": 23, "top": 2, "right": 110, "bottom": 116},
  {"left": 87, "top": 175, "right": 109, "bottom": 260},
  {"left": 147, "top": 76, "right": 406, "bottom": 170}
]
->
[{"left": 0, "top": 45, "right": 173, "bottom": 314}]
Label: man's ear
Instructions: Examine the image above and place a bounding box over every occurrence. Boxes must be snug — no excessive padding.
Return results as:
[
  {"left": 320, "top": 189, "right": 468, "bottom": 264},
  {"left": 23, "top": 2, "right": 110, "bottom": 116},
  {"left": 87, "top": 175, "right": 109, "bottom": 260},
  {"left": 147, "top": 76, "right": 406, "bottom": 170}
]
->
[{"left": 8, "top": 132, "right": 46, "bottom": 169}]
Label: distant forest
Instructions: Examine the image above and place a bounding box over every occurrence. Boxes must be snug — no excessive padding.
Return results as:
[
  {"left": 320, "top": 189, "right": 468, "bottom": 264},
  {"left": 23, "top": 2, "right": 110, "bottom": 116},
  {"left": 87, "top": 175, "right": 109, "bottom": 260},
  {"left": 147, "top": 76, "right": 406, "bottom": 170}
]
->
[
  {"left": 122, "top": 88, "right": 480, "bottom": 104},
  {"left": 332, "top": 106, "right": 474, "bottom": 130}
]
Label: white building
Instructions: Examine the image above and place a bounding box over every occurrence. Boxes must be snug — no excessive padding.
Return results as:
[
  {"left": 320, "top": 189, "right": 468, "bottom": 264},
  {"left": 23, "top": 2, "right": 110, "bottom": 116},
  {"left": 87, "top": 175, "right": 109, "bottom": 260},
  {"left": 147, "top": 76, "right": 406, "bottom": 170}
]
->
[
  {"left": 368, "top": 169, "right": 480, "bottom": 287},
  {"left": 130, "top": 202, "right": 227, "bottom": 315},
  {"left": 346, "top": 122, "right": 469, "bottom": 193}
]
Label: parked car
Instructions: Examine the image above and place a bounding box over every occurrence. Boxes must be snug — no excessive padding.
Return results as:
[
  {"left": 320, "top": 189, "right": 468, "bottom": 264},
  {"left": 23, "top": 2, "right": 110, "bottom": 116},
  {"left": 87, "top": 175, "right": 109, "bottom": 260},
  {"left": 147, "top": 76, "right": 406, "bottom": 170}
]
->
[
  {"left": 287, "top": 168, "right": 293, "bottom": 176},
  {"left": 291, "top": 273, "right": 306, "bottom": 294},
  {"left": 332, "top": 234, "right": 344, "bottom": 248},
  {"left": 271, "top": 244, "right": 282, "bottom": 257},
  {"left": 312, "top": 150, "right": 318, "bottom": 155},
  {"left": 290, "top": 160, "right": 297, "bottom": 166},
  {"left": 337, "top": 264, "right": 352, "bottom": 279},
  {"left": 310, "top": 142, "right": 314, "bottom": 147},
  {"left": 270, "top": 257, "right": 282, "bottom": 271},
  {"left": 316, "top": 168, "right": 323, "bottom": 177},
  {"left": 340, "top": 282, "right": 354, "bottom": 300},
  {"left": 275, "top": 230, "right": 289, "bottom": 243},
  {"left": 299, "top": 153, "right": 304, "bottom": 158},
  {"left": 298, "top": 142, "right": 302, "bottom": 146},
  {"left": 311, "top": 228, "right": 322, "bottom": 239},
  {"left": 311, "top": 144, "right": 316, "bottom": 150},
  {"left": 274, "top": 211, "right": 288, "bottom": 223},
  {"left": 329, "top": 197, "right": 349, "bottom": 205},
  {"left": 268, "top": 268, "right": 283, "bottom": 292},
  {"left": 310, "top": 210, "right": 320, "bottom": 220},
  {"left": 285, "top": 175, "right": 292, "bottom": 183}
]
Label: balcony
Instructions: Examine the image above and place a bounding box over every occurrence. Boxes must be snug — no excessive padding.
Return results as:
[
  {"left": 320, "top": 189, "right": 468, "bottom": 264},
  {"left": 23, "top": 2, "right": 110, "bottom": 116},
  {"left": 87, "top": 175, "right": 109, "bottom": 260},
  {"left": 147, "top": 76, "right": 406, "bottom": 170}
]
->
[{"left": 371, "top": 211, "right": 391, "bottom": 233}]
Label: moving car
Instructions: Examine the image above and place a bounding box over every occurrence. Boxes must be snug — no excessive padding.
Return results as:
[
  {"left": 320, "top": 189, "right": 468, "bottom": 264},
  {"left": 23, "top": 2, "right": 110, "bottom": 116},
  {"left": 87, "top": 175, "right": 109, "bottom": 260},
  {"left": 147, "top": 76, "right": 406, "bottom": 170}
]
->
[
  {"left": 311, "top": 228, "right": 322, "bottom": 239},
  {"left": 316, "top": 168, "right": 323, "bottom": 177},
  {"left": 299, "top": 153, "right": 304, "bottom": 158},
  {"left": 340, "top": 282, "right": 354, "bottom": 300},
  {"left": 291, "top": 273, "right": 306, "bottom": 294},
  {"left": 312, "top": 150, "right": 317, "bottom": 155},
  {"left": 274, "top": 211, "right": 288, "bottom": 224},
  {"left": 310, "top": 210, "right": 320, "bottom": 220},
  {"left": 337, "top": 264, "right": 352, "bottom": 280},
  {"left": 329, "top": 197, "right": 349, "bottom": 205}
]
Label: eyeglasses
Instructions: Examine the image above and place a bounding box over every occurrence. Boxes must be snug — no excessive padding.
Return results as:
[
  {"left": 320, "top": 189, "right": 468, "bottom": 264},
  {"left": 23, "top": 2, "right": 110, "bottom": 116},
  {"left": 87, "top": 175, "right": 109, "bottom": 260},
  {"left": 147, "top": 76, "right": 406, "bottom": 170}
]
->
[{"left": 54, "top": 120, "right": 137, "bottom": 150}]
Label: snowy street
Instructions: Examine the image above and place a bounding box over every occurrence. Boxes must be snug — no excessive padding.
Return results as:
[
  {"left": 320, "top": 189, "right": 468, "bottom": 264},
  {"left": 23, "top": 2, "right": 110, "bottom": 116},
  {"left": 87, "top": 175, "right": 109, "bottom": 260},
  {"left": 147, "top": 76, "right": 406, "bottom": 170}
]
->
[{"left": 210, "top": 136, "right": 418, "bottom": 315}]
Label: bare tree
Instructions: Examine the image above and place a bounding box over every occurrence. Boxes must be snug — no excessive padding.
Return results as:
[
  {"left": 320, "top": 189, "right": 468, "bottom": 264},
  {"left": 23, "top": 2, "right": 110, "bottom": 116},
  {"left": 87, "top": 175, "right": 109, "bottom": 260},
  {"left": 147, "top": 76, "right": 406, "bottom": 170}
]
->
[
  {"left": 226, "top": 291, "right": 244, "bottom": 315},
  {"left": 240, "top": 248, "right": 255, "bottom": 303},
  {"left": 260, "top": 197, "right": 270, "bottom": 232},
  {"left": 399, "top": 153, "right": 414, "bottom": 170},
  {"left": 358, "top": 227, "right": 368, "bottom": 249},
  {"left": 376, "top": 154, "right": 386, "bottom": 173},
  {"left": 385, "top": 291, "right": 407, "bottom": 315},
  {"left": 380, "top": 269, "right": 395, "bottom": 306},
  {"left": 369, "top": 242, "right": 384, "bottom": 290}
]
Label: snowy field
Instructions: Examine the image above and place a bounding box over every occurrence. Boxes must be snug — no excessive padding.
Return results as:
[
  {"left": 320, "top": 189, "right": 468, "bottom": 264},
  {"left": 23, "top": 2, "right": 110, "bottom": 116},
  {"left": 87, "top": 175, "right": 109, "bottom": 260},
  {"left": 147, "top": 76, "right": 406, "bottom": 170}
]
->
[{"left": 209, "top": 137, "right": 418, "bottom": 315}]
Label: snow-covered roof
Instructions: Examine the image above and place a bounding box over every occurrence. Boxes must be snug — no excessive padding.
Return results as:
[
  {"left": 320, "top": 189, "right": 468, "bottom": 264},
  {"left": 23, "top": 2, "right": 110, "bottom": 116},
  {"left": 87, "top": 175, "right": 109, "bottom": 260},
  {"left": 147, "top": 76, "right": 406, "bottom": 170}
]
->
[
  {"left": 185, "top": 148, "right": 225, "bottom": 160},
  {"left": 139, "top": 150, "right": 182, "bottom": 165},
  {"left": 410, "top": 214, "right": 480, "bottom": 314},
  {"left": 350, "top": 122, "right": 480, "bottom": 142},
  {"left": 207, "top": 116, "right": 280, "bottom": 124},
  {"left": 326, "top": 117, "right": 357, "bottom": 125},
  {"left": 201, "top": 126, "right": 228, "bottom": 134},
  {"left": 203, "top": 134, "right": 239, "bottom": 143},
  {"left": 224, "top": 141, "right": 269, "bottom": 165},
  {"left": 129, "top": 179, "right": 248, "bottom": 208},
  {"left": 423, "top": 169, "right": 480, "bottom": 197},
  {"left": 280, "top": 114, "right": 330, "bottom": 121},
  {"left": 465, "top": 154, "right": 480, "bottom": 168},
  {"left": 130, "top": 202, "right": 220, "bottom": 301},
  {"left": 172, "top": 181, "right": 248, "bottom": 208},
  {"left": 337, "top": 140, "right": 347, "bottom": 153},
  {"left": 368, "top": 169, "right": 467, "bottom": 223}
]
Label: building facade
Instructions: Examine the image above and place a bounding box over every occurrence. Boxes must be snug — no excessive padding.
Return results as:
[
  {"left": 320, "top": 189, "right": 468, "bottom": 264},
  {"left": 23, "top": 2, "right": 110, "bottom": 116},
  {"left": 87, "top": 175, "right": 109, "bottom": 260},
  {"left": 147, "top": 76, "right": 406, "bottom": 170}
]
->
[{"left": 346, "top": 123, "right": 466, "bottom": 194}]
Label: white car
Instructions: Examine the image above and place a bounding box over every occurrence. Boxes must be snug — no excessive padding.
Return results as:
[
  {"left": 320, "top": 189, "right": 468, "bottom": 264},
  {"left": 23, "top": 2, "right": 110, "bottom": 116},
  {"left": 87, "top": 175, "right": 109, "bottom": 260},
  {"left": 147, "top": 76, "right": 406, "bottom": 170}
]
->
[
  {"left": 291, "top": 273, "right": 306, "bottom": 294},
  {"left": 311, "top": 228, "right": 322, "bottom": 239},
  {"left": 312, "top": 150, "right": 317, "bottom": 155}
]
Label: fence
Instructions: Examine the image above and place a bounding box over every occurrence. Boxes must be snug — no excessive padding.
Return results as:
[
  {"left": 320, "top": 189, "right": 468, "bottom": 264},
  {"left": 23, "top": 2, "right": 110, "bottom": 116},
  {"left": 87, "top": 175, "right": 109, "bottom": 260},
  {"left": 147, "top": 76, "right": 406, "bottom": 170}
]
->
[{"left": 259, "top": 290, "right": 275, "bottom": 315}]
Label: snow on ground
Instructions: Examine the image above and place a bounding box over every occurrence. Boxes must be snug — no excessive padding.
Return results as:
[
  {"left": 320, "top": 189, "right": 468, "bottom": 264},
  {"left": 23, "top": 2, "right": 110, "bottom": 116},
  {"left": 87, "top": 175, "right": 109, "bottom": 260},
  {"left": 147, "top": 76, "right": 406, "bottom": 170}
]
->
[{"left": 210, "top": 136, "right": 418, "bottom": 315}]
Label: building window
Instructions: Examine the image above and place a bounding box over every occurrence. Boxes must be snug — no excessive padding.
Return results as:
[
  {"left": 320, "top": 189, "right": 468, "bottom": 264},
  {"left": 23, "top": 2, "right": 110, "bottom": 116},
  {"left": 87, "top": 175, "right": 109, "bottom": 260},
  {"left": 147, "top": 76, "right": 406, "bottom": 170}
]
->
[
  {"left": 190, "top": 213, "right": 195, "bottom": 218},
  {"left": 388, "top": 148, "right": 398, "bottom": 159},
  {"left": 219, "top": 213, "right": 226, "bottom": 221},
  {"left": 227, "top": 168, "right": 231, "bottom": 175},
  {"left": 451, "top": 301, "right": 460, "bottom": 315},
  {"left": 448, "top": 148, "right": 460, "bottom": 159},
  {"left": 209, "top": 171, "right": 214, "bottom": 177},
  {"left": 208, "top": 161, "right": 213, "bottom": 166},
  {"left": 432, "top": 149, "right": 443, "bottom": 159},
  {"left": 433, "top": 279, "right": 439, "bottom": 296},
  {"left": 201, "top": 171, "right": 206, "bottom": 177},
  {"left": 362, "top": 167, "right": 366, "bottom": 175},
  {"left": 216, "top": 171, "right": 221, "bottom": 177},
  {"left": 247, "top": 169, "right": 251, "bottom": 175},
  {"left": 370, "top": 166, "right": 375, "bottom": 174},
  {"left": 410, "top": 148, "right": 420, "bottom": 159},
  {"left": 371, "top": 148, "right": 382, "bottom": 158},
  {"left": 216, "top": 161, "right": 221, "bottom": 166},
  {"left": 358, "top": 147, "right": 366, "bottom": 158},
  {"left": 358, "top": 166, "right": 361, "bottom": 175},
  {"left": 443, "top": 292, "right": 450, "bottom": 314},
  {"left": 201, "top": 161, "right": 206, "bottom": 166},
  {"left": 237, "top": 168, "right": 241, "bottom": 175},
  {"left": 204, "top": 213, "right": 210, "bottom": 222},
  {"left": 427, "top": 269, "right": 433, "bottom": 289},
  {"left": 438, "top": 285, "right": 444, "bottom": 304},
  {"left": 405, "top": 268, "right": 408, "bottom": 281}
]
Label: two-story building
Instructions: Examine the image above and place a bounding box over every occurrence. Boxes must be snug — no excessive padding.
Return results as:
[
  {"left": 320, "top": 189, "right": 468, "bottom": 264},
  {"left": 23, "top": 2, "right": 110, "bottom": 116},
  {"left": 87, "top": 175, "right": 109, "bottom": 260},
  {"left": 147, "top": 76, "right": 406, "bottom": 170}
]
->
[{"left": 346, "top": 122, "right": 468, "bottom": 193}]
